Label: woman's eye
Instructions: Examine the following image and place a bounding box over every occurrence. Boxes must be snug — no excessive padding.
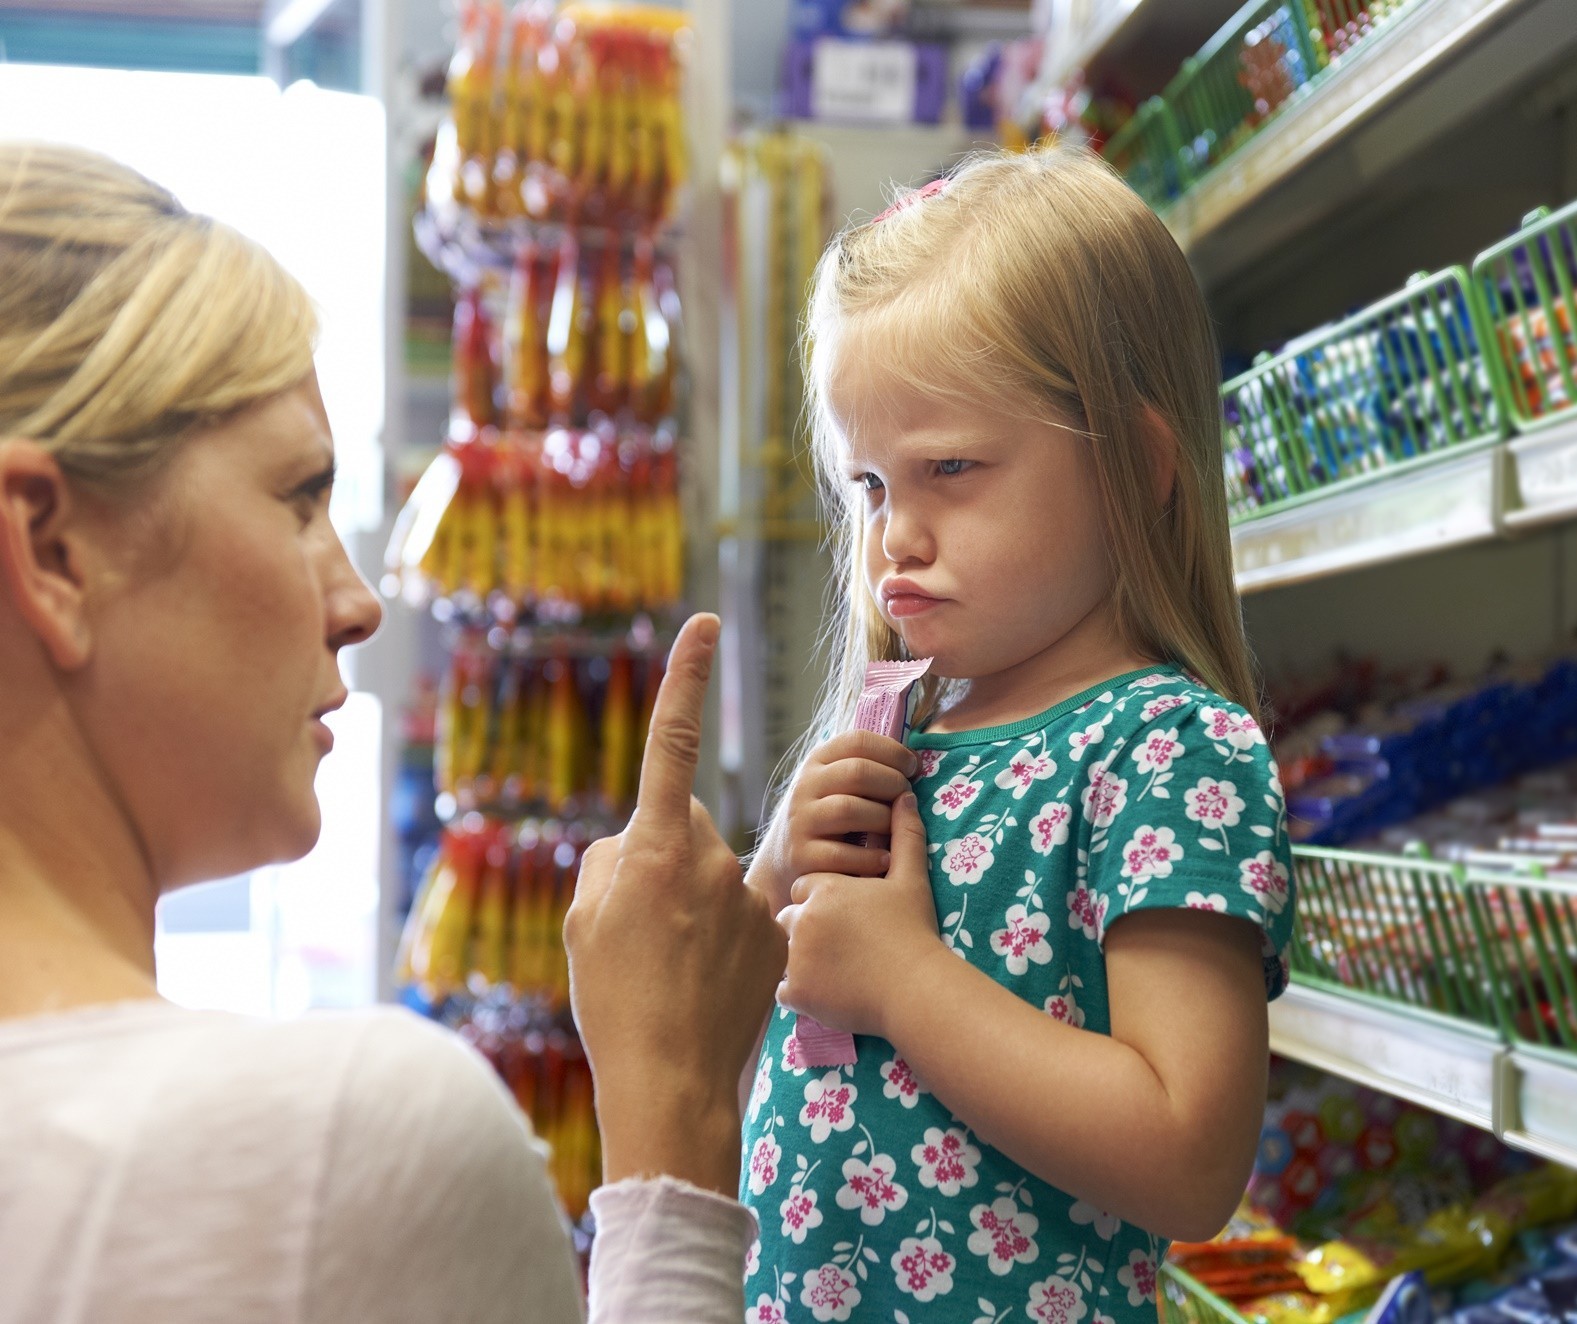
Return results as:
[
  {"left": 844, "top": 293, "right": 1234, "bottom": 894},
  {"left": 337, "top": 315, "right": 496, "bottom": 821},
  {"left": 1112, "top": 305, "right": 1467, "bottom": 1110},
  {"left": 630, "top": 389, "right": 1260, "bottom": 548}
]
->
[{"left": 937, "top": 458, "right": 969, "bottom": 476}]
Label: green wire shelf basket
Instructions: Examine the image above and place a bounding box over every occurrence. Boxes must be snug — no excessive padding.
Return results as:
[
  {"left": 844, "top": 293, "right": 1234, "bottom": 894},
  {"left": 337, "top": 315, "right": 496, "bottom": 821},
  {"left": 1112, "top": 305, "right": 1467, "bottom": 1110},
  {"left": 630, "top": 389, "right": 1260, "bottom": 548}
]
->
[
  {"left": 1462, "top": 863, "right": 1577, "bottom": 1056},
  {"left": 1472, "top": 201, "right": 1577, "bottom": 433},
  {"left": 1102, "top": 97, "right": 1190, "bottom": 210},
  {"left": 1220, "top": 266, "right": 1507, "bottom": 522},
  {"left": 1164, "top": 0, "right": 1322, "bottom": 183},
  {"left": 1304, "top": 0, "right": 1426, "bottom": 68}
]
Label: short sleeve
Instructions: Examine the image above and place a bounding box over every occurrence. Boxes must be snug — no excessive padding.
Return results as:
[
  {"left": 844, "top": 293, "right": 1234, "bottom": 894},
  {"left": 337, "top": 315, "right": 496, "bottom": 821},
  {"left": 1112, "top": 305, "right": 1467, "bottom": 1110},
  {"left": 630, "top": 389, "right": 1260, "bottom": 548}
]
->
[{"left": 1081, "top": 689, "right": 1294, "bottom": 999}]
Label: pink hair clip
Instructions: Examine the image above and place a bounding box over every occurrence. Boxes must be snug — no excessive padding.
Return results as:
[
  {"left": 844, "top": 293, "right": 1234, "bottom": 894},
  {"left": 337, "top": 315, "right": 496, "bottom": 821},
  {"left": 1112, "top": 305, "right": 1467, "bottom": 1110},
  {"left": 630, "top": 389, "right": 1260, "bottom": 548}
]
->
[{"left": 872, "top": 175, "right": 949, "bottom": 225}]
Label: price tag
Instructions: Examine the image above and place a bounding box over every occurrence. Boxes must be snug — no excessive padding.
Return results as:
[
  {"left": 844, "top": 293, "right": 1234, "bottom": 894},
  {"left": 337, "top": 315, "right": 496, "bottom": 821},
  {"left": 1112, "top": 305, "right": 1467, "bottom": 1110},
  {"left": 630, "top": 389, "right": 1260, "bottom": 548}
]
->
[{"left": 811, "top": 39, "right": 918, "bottom": 123}]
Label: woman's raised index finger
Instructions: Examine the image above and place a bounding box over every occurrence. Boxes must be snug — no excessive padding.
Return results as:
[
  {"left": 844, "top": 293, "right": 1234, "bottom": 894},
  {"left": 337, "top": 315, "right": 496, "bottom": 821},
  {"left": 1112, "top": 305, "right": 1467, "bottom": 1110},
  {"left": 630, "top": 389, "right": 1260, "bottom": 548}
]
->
[{"left": 632, "top": 613, "right": 719, "bottom": 826}]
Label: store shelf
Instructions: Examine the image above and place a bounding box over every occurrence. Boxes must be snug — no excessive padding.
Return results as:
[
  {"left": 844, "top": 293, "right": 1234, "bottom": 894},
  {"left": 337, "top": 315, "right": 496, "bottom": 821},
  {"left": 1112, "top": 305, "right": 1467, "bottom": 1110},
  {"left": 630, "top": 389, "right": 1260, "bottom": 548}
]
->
[
  {"left": 1501, "top": 1046, "right": 1577, "bottom": 1169},
  {"left": 1036, "top": 0, "right": 1244, "bottom": 91},
  {"left": 1168, "top": 0, "right": 1577, "bottom": 288},
  {"left": 1231, "top": 443, "right": 1503, "bottom": 594},
  {"left": 1269, "top": 983, "right": 1503, "bottom": 1131},
  {"left": 1502, "top": 417, "right": 1577, "bottom": 533}
]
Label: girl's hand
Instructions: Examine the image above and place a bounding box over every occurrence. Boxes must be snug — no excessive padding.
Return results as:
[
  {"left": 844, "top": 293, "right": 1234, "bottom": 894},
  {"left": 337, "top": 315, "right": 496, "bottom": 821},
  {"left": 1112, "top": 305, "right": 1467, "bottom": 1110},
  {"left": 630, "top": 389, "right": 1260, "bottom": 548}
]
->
[
  {"left": 764, "top": 731, "right": 918, "bottom": 914},
  {"left": 777, "top": 792, "right": 945, "bottom": 1042}
]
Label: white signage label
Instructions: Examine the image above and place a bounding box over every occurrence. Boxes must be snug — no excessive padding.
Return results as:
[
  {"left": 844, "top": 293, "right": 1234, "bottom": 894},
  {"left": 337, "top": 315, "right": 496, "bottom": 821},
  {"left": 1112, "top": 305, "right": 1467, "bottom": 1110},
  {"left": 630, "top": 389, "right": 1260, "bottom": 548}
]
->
[{"left": 811, "top": 40, "right": 919, "bottom": 123}]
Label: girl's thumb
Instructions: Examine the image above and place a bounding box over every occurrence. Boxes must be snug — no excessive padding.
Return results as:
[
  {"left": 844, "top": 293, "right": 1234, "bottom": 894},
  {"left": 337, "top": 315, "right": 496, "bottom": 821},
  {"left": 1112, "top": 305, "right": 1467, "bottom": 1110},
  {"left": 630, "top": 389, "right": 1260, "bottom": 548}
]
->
[{"left": 890, "top": 791, "right": 927, "bottom": 867}]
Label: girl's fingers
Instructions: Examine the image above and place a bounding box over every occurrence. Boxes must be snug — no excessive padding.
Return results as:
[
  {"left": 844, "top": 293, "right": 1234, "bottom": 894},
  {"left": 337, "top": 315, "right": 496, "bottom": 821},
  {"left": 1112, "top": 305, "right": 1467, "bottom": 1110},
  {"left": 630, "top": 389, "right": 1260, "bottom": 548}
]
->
[
  {"left": 806, "top": 757, "right": 916, "bottom": 805},
  {"left": 806, "top": 793, "right": 894, "bottom": 838},
  {"left": 796, "top": 841, "right": 891, "bottom": 877},
  {"left": 811, "top": 730, "right": 919, "bottom": 777}
]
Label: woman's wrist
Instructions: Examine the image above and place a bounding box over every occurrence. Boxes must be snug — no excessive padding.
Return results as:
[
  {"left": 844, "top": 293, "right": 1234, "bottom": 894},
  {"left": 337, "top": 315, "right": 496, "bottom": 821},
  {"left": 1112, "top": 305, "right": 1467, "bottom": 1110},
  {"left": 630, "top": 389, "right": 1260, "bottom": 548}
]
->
[{"left": 598, "top": 1078, "right": 744, "bottom": 1198}]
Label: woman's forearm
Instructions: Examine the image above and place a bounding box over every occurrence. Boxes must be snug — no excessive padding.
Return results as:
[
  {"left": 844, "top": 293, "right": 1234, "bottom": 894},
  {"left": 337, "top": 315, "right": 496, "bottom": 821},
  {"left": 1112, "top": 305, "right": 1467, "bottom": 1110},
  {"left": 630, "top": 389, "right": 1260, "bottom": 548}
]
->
[{"left": 882, "top": 938, "right": 1262, "bottom": 1243}]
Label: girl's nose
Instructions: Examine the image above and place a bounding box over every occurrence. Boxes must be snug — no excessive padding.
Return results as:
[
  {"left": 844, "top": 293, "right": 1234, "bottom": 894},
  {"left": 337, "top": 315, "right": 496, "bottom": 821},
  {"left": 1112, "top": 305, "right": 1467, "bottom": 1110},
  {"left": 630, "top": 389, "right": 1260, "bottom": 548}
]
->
[{"left": 880, "top": 498, "right": 934, "bottom": 567}]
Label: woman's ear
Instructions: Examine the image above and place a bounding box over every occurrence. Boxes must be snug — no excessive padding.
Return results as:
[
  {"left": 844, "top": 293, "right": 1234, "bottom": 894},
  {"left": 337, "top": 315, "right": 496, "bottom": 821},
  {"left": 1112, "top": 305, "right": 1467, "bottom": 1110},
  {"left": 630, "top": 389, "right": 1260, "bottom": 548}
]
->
[
  {"left": 1138, "top": 403, "right": 1179, "bottom": 510},
  {"left": 0, "top": 440, "right": 94, "bottom": 670}
]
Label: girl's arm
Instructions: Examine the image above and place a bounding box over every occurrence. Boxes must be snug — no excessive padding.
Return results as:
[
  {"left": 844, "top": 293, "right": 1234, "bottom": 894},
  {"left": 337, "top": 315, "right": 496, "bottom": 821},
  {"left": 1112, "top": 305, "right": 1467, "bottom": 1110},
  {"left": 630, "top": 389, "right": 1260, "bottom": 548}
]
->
[{"left": 779, "top": 794, "right": 1269, "bottom": 1245}]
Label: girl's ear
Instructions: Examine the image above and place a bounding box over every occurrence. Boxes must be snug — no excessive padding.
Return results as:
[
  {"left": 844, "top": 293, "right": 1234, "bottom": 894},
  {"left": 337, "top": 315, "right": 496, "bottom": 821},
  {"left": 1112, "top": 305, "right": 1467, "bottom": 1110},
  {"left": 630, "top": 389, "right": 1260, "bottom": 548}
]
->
[
  {"left": 0, "top": 440, "right": 94, "bottom": 670},
  {"left": 1138, "top": 403, "right": 1179, "bottom": 510}
]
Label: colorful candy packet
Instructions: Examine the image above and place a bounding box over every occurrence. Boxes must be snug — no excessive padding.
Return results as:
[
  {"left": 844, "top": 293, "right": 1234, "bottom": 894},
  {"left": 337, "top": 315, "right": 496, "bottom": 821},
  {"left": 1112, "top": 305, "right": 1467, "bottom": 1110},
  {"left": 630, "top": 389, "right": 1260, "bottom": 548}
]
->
[{"left": 795, "top": 657, "right": 933, "bottom": 1068}]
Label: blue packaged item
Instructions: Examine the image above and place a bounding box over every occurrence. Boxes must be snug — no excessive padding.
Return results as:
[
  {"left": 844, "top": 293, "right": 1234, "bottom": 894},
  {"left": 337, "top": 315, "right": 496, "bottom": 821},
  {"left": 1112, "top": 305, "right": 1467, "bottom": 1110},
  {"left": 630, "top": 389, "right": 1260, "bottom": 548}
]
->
[{"left": 1367, "top": 1272, "right": 1433, "bottom": 1324}]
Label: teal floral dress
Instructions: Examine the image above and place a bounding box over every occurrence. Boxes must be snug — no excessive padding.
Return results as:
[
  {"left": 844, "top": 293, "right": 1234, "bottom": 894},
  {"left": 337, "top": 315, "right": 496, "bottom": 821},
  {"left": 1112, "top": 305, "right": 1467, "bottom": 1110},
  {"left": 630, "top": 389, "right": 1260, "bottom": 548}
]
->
[{"left": 740, "top": 666, "right": 1295, "bottom": 1324}]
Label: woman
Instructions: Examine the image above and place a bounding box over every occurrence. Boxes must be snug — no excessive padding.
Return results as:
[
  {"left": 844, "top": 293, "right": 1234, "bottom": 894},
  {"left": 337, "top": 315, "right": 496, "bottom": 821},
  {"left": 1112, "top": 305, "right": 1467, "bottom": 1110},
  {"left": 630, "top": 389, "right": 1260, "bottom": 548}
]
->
[{"left": 0, "top": 141, "right": 784, "bottom": 1322}]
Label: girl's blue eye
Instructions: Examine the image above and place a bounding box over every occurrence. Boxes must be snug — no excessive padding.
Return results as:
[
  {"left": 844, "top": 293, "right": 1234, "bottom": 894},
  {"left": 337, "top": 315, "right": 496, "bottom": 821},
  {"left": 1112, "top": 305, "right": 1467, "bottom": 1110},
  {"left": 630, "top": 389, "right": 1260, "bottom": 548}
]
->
[
  {"left": 937, "top": 458, "right": 969, "bottom": 476},
  {"left": 857, "top": 473, "right": 884, "bottom": 491}
]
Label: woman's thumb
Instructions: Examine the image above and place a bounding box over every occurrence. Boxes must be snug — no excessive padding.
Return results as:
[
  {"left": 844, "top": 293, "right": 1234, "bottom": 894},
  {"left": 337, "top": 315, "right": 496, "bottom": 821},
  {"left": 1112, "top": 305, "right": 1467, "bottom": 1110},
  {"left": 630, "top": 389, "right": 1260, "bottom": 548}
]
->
[{"left": 889, "top": 791, "right": 928, "bottom": 870}]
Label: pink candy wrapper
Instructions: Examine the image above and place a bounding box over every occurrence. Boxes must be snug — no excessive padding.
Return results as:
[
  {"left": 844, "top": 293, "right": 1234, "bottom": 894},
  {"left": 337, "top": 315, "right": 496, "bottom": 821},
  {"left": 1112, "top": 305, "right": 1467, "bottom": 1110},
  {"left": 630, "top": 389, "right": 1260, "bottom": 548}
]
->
[{"left": 795, "top": 657, "right": 933, "bottom": 1068}]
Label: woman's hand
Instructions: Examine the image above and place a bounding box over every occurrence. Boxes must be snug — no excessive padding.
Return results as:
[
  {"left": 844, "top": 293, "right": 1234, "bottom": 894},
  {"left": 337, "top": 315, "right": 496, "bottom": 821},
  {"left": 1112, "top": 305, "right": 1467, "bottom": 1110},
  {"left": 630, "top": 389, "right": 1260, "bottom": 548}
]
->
[
  {"left": 776, "top": 791, "right": 948, "bottom": 1043},
  {"left": 754, "top": 731, "right": 918, "bottom": 916},
  {"left": 565, "top": 614, "right": 788, "bottom": 1197}
]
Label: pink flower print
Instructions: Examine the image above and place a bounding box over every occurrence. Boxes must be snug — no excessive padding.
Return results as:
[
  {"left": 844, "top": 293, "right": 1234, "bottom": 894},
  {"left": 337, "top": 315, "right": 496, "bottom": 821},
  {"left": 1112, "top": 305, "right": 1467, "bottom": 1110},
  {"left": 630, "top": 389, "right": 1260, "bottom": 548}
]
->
[
  {"left": 1081, "top": 762, "right": 1128, "bottom": 828},
  {"left": 1186, "top": 890, "right": 1227, "bottom": 912},
  {"left": 916, "top": 748, "right": 945, "bottom": 779},
  {"left": 1043, "top": 990, "right": 1085, "bottom": 1027},
  {"left": 967, "top": 1196, "right": 1040, "bottom": 1275},
  {"left": 880, "top": 1055, "right": 925, "bottom": 1108},
  {"left": 1118, "top": 1248, "right": 1158, "bottom": 1307},
  {"left": 996, "top": 748, "right": 1057, "bottom": 799},
  {"left": 800, "top": 1072, "right": 857, "bottom": 1142},
  {"left": 989, "top": 904, "right": 1053, "bottom": 976},
  {"left": 745, "top": 1294, "right": 784, "bottom": 1324},
  {"left": 800, "top": 1262, "right": 860, "bottom": 1322},
  {"left": 1119, "top": 825, "right": 1182, "bottom": 884},
  {"left": 748, "top": 1055, "right": 772, "bottom": 1122},
  {"left": 1029, "top": 800, "right": 1072, "bottom": 856},
  {"left": 781, "top": 1031, "right": 809, "bottom": 1074},
  {"left": 1067, "top": 719, "right": 1108, "bottom": 763},
  {"left": 1067, "top": 883, "right": 1101, "bottom": 941},
  {"left": 744, "top": 1238, "right": 761, "bottom": 1280},
  {"left": 1201, "top": 704, "right": 1266, "bottom": 752},
  {"left": 891, "top": 1235, "right": 956, "bottom": 1302},
  {"left": 911, "top": 1125, "right": 981, "bottom": 1197},
  {"left": 1132, "top": 727, "right": 1184, "bottom": 775},
  {"left": 779, "top": 1184, "right": 823, "bottom": 1243},
  {"left": 942, "top": 833, "right": 995, "bottom": 885},
  {"left": 1027, "top": 1274, "right": 1089, "bottom": 1324},
  {"left": 1068, "top": 1198, "right": 1121, "bottom": 1240},
  {"left": 1142, "top": 693, "right": 1189, "bottom": 722},
  {"left": 1184, "top": 776, "right": 1245, "bottom": 829},
  {"left": 933, "top": 773, "right": 983, "bottom": 821},
  {"left": 835, "top": 1152, "right": 908, "bottom": 1226},
  {"left": 1240, "top": 850, "right": 1290, "bottom": 915},
  {"left": 747, "top": 1134, "right": 781, "bottom": 1196}
]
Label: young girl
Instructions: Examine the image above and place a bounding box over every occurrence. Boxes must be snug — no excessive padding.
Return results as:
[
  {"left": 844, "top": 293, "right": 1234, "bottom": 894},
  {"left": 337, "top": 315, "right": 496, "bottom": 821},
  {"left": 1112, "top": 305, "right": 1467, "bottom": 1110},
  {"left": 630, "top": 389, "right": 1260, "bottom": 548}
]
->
[{"left": 739, "top": 145, "right": 1294, "bottom": 1324}]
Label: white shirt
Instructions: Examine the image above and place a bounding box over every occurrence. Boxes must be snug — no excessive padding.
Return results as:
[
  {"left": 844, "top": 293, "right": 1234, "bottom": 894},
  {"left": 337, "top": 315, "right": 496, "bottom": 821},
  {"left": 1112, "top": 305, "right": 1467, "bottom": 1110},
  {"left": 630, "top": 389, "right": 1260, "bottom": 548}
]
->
[{"left": 0, "top": 1000, "right": 753, "bottom": 1324}]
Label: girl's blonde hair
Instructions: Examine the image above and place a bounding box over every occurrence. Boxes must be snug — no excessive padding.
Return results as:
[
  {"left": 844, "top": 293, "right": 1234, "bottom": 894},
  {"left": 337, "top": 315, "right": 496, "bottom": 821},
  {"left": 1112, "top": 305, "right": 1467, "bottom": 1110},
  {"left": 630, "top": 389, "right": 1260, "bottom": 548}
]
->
[
  {"left": 797, "top": 143, "right": 1255, "bottom": 789},
  {"left": 0, "top": 141, "right": 317, "bottom": 492}
]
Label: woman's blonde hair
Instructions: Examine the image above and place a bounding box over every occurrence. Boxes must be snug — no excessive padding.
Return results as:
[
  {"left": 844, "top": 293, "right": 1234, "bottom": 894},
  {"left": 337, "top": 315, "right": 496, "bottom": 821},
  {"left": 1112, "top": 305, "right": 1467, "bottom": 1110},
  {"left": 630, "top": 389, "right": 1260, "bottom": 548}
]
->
[
  {"left": 0, "top": 141, "right": 317, "bottom": 492},
  {"left": 796, "top": 143, "right": 1255, "bottom": 791}
]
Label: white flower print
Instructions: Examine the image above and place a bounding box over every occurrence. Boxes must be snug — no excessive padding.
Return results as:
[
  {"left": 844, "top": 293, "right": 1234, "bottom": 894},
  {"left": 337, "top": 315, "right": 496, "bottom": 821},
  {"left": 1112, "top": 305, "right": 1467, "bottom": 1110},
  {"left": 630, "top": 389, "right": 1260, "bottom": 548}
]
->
[
  {"left": 1119, "top": 825, "right": 1182, "bottom": 884},
  {"left": 748, "top": 1134, "right": 781, "bottom": 1196},
  {"left": 1066, "top": 883, "right": 1107, "bottom": 942},
  {"left": 748, "top": 1055, "right": 772, "bottom": 1123},
  {"left": 1027, "top": 1274, "right": 1088, "bottom": 1324},
  {"left": 1241, "top": 850, "right": 1291, "bottom": 915},
  {"left": 942, "top": 833, "right": 996, "bottom": 885},
  {"left": 745, "top": 1293, "right": 783, "bottom": 1324},
  {"left": 911, "top": 1126, "right": 981, "bottom": 1197},
  {"left": 800, "top": 1072, "right": 857, "bottom": 1143},
  {"left": 1081, "top": 762, "right": 1129, "bottom": 829},
  {"left": 1132, "top": 727, "right": 1184, "bottom": 775},
  {"left": 989, "top": 904, "right": 1053, "bottom": 976},
  {"left": 967, "top": 1196, "right": 1040, "bottom": 1275},
  {"left": 1069, "top": 1199, "right": 1121, "bottom": 1240},
  {"left": 744, "top": 1238, "right": 761, "bottom": 1280},
  {"left": 1068, "top": 718, "right": 1109, "bottom": 762},
  {"left": 1186, "top": 890, "right": 1228, "bottom": 913},
  {"left": 781, "top": 1031, "right": 809, "bottom": 1075},
  {"left": 880, "top": 1055, "right": 925, "bottom": 1108},
  {"left": 1118, "top": 1248, "right": 1159, "bottom": 1307},
  {"left": 800, "top": 1262, "right": 860, "bottom": 1322},
  {"left": 916, "top": 748, "right": 945, "bottom": 779},
  {"left": 835, "top": 1152, "right": 908, "bottom": 1226},
  {"left": 892, "top": 1235, "right": 956, "bottom": 1302},
  {"left": 996, "top": 748, "right": 1057, "bottom": 799},
  {"left": 1044, "top": 989, "right": 1086, "bottom": 1027},
  {"left": 933, "top": 773, "right": 984, "bottom": 821},
  {"left": 1184, "top": 777, "right": 1246, "bottom": 831},
  {"left": 780, "top": 1185, "right": 823, "bottom": 1243},
  {"left": 1141, "top": 693, "right": 1189, "bottom": 722},
  {"left": 1200, "top": 704, "right": 1266, "bottom": 753},
  {"left": 1029, "top": 800, "right": 1072, "bottom": 856}
]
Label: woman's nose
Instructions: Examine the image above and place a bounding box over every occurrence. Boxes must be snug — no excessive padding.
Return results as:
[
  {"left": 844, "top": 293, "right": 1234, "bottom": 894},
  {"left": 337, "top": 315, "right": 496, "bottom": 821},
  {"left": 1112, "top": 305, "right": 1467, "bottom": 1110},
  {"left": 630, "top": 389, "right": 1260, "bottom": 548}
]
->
[{"left": 325, "top": 537, "right": 383, "bottom": 650}]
